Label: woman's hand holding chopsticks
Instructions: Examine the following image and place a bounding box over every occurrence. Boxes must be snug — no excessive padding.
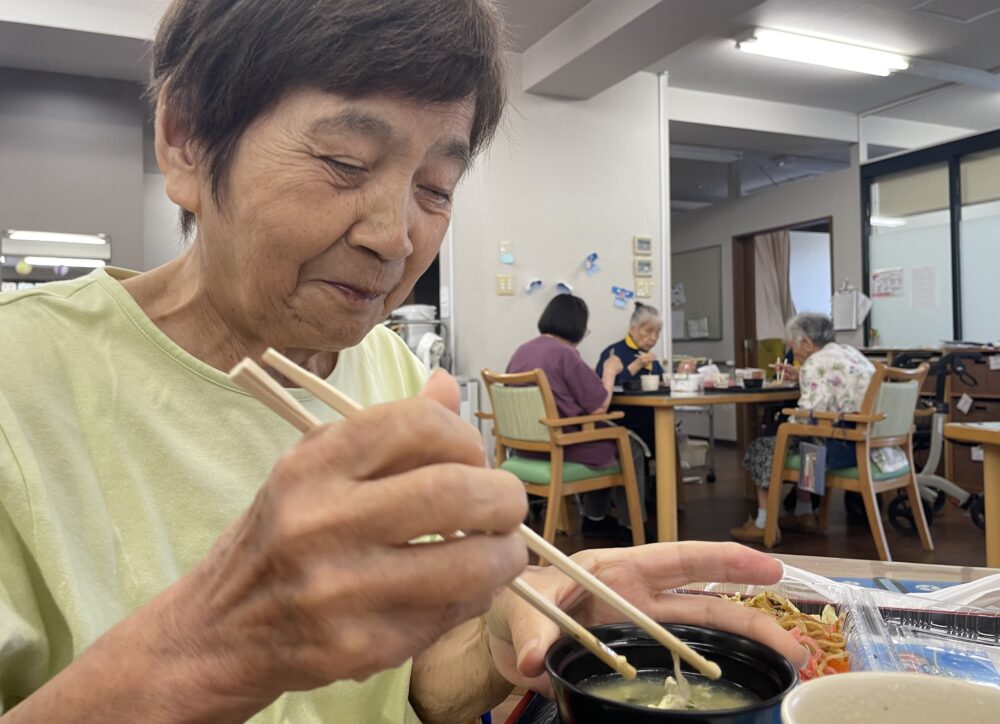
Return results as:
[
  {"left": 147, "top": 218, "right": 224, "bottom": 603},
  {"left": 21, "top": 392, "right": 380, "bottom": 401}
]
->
[
  {"left": 485, "top": 542, "right": 811, "bottom": 697},
  {"left": 159, "top": 378, "right": 528, "bottom": 714}
]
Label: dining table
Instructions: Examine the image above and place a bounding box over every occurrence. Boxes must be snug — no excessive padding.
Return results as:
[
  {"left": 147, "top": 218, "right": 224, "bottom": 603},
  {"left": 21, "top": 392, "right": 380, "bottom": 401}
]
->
[
  {"left": 944, "top": 421, "right": 1000, "bottom": 567},
  {"left": 613, "top": 385, "right": 801, "bottom": 542}
]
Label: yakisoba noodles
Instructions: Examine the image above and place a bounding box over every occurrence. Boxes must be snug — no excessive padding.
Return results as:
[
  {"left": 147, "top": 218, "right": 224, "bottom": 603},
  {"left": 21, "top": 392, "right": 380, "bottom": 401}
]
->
[{"left": 727, "top": 591, "right": 849, "bottom": 680}]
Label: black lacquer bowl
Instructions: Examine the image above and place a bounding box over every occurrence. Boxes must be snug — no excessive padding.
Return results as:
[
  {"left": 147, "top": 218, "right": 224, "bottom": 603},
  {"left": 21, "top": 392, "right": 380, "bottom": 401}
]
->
[{"left": 545, "top": 623, "right": 797, "bottom": 724}]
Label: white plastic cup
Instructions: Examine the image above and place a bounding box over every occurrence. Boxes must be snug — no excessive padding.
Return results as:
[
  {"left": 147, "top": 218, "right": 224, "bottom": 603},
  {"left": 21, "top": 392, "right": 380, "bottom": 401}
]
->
[
  {"left": 782, "top": 672, "right": 1000, "bottom": 724},
  {"left": 640, "top": 374, "right": 660, "bottom": 391}
]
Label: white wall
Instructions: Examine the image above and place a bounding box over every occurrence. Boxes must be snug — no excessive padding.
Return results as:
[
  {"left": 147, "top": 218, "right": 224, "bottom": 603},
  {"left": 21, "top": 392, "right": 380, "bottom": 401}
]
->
[
  {"left": 450, "top": 59, "right": 661, "bottom": 382},
  {"left": 671, "top": 161, "right": 863, "bottom": 440}
]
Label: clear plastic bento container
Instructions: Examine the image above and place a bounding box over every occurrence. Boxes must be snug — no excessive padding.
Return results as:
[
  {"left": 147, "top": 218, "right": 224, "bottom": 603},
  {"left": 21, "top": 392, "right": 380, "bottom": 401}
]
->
[{"left": 673, "top": 568, "right": 1000, "bottom": 688}]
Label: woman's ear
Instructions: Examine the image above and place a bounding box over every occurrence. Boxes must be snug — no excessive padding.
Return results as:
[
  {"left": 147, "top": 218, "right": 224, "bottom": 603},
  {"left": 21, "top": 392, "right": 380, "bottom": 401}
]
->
[{"left": 154, "top": 87, "right": 203, "bottom": 217}]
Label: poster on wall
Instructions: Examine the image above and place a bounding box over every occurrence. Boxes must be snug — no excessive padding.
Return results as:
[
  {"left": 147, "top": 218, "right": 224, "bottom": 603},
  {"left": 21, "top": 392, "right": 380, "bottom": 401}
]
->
[
  {"left": 910, "top": 266, "right": 936, "bottom": 309},
  {"left": 870, "top": 267, "right": 904, "bottom": 298}
]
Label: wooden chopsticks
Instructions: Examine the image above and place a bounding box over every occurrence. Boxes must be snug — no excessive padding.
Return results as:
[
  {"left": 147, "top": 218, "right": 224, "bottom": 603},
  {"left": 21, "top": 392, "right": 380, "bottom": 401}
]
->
[
  {"left": 233, "top": 348, "right": 722, "bottom": 681},
  {"left": 230, "top": 354, "right": 636, "bottom": 680}
]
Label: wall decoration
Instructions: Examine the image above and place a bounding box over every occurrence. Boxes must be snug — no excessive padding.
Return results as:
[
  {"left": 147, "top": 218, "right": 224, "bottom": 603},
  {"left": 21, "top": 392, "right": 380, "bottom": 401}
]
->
[
  {"left": 525, "top": 278, "right": 544, "bottom": 294},
  {"left": 583, "top": 251, "right": 601, "bottom": 276},
  {"left": 611, "top": 285, "right": 634, "bottom": 309},
  {"left": 554, "top": 281, "right": 573, "bottom": 295}
]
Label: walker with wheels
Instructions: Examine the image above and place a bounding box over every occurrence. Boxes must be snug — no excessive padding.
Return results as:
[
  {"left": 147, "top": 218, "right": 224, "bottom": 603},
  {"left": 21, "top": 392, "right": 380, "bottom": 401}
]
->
[{"left": 885, "top": 350, "right": 985, "bottom": 534}]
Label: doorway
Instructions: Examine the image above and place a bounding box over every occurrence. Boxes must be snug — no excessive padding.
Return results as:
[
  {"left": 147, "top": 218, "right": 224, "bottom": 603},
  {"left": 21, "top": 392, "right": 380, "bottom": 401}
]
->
[{"left": 731, "top": 217, "right": 834, "bottom": 472}]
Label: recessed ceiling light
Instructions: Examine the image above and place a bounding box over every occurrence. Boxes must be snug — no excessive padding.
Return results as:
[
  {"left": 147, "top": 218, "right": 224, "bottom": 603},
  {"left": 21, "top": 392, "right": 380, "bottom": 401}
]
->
[{"left": 737, "top": 29, "right": 909, "bottom": 77}]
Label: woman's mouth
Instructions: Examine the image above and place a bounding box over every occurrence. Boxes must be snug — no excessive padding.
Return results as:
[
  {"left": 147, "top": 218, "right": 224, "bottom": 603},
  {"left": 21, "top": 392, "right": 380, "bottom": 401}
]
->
[{"left": 322, "top": 281, "right": 382, "bottom": 305}]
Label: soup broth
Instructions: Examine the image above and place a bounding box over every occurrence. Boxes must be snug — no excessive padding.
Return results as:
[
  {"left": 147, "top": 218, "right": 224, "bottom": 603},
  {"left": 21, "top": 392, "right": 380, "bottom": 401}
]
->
[{"left": 580, "top": 670, "right": 759, "bottom": 711}]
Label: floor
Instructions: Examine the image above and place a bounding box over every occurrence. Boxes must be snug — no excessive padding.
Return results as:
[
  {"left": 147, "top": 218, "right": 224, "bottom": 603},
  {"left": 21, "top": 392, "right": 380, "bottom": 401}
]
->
[{"left": 529, "top": 441, "right": 988, "bottom": 567}]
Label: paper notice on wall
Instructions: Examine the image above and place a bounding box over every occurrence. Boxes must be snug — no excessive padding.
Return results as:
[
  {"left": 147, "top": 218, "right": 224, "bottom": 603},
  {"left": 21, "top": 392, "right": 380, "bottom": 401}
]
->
[
  {"left": 870, "top": 267, "right": 904, "bottom": 298},
  {"left": 687, "top": 317, "right": 709, "bottom": 339},
  {"left": 911, "top": 266, "right": 936, "bottom": 309},
  {"left": 989, "top": 355, "right": 1000, "bottom": 371},
  {"left": 972, "top": 446, "right": 984, "bottom": 463},
  {"left": 832, "top": 290, "right": 858, "bottom": 331},
  {"left": 671, "top": 309, "right": 685, "bottom": 338}
]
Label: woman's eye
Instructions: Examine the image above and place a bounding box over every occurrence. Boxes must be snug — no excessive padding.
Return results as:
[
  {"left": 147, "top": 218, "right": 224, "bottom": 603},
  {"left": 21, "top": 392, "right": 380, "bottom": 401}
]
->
[
  {"left": 419, "top": 185, "right": 452, "bottom": 205},
  {"left": 325, "top": 158, "right": 367, "bottom": 176}
]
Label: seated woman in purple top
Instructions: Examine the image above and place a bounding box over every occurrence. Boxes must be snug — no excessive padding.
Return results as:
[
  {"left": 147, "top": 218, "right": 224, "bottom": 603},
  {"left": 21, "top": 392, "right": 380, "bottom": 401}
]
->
[{"left": 507, "top": 294, "right": 645, "bottom": 541}]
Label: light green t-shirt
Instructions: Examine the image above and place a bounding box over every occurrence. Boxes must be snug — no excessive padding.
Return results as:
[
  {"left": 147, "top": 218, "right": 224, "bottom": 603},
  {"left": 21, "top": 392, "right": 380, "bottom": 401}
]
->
[{"left": 0, "top": 268, "right": 428, "bottom": 722}]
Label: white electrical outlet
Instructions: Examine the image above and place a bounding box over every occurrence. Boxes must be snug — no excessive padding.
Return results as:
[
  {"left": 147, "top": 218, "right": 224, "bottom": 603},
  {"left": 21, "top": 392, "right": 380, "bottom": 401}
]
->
[
  {"left": 635, "top": 278, "right": 653, "bottom": 298},
  {"left": 496, "top": 273, "right": 515, "bottom": 295}
]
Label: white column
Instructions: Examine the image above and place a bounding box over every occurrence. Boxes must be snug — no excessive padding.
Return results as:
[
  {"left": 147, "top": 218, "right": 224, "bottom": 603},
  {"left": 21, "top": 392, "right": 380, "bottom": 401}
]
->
[{"left": 658, "top": 71, "right": 672, "bottom": 373}]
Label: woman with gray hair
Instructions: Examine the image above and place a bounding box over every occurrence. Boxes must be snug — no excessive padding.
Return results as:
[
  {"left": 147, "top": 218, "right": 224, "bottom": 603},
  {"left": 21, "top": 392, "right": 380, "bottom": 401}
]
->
[
  {"left": 0, "top": 1, "right": 808, "bottom": 721},
  {"left": 731, "top": 313, "right": 875, "bottom": 544},
  {"left": 596, "top": 302, "right": 664, "bottom": 445}
]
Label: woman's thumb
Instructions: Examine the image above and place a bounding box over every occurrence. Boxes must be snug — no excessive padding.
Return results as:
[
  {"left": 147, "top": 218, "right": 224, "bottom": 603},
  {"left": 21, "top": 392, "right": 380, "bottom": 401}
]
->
[{"left": 418, "top": 369, "right": 461, "bottom": 415}]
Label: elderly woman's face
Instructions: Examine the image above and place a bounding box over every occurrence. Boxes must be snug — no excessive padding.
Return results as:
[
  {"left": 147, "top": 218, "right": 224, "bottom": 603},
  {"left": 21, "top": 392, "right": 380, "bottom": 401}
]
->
[
  {"left": 790, "top": 337, "right": 819, "bottom": 362},
  {"left": 188, "top": 89, "right": 474, "bottom": 350},
  {"left": 630, "top": 321, "right": 661, "bottom": 351}
]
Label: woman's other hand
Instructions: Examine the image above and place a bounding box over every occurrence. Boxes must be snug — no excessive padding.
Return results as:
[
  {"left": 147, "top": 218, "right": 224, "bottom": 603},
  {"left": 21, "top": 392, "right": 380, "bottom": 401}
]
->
[{"left": 485, "top": 542, "right": 809, "bottom": 696}]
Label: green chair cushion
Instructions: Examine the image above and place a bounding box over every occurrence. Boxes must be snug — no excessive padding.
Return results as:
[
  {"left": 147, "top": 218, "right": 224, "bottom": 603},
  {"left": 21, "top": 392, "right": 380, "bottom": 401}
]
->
[
  {"left": 501, "top": 456, "right": 621, "bottom": 485},
  {"left": 785, "top": 454, "right": 910, "bottom": 481}
]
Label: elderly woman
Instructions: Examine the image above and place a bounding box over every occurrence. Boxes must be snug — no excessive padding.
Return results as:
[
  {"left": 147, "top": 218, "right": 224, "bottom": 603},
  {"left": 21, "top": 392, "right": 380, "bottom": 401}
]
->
[
  {"left": 731, "top": 313, "right": 875, "bottom": 544},
  {"left": 596, "top": 302, "right": 664, "bottom": 453},
  {"left": 507, "top": 294, "right": 644, "bottom": 541},
  {"left": 0, "top": 1, "right": 807, "bottom": 720}
]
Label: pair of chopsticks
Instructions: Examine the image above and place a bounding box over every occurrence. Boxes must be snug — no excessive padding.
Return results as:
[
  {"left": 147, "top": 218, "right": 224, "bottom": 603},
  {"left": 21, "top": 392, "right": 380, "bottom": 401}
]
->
[
  {"left": 774, "top": 356, "right": 785, "bottom": 384},
  {"left": 230, "top": 348, "right": 722, "bottom": 682}
]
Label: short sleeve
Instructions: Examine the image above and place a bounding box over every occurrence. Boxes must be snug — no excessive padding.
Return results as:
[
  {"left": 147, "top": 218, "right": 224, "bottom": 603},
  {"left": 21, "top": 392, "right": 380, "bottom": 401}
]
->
[
  {"left": 0, "top": 435, "right": 50, "bottom": 713},
  {"left": 562, "top": 350, "right": 608, "bottom": 413}
]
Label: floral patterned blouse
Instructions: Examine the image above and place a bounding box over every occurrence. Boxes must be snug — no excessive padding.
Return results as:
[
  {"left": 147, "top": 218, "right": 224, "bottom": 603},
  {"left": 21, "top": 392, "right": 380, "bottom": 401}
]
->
[{"left": 798, "top": 342, "right": 875, "bottom": 413}]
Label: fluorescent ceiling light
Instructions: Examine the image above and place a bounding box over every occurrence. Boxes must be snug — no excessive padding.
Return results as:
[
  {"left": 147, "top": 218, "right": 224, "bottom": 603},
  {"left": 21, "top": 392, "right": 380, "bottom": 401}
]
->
[
  {"left": 737, "top": 29, "right": 909, "bottom": 77},
  {"left": 23, "top": 256, "right": 106, "bottom": 268},
  {"left": 870, "top": 216, "right": 907, "bottom": 227},
  {"left": 6, "top": 230, "right": 107, "bottom": 245}
]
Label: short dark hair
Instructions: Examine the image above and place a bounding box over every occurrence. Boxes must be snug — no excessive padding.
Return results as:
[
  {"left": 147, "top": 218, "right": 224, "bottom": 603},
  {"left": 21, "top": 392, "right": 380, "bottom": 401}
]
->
[
  {"left": 537, "top": 295, "right": 589, "bottom": 344},
  {"left": 151, "top": 0, "right": 509, "bottom": 235}
]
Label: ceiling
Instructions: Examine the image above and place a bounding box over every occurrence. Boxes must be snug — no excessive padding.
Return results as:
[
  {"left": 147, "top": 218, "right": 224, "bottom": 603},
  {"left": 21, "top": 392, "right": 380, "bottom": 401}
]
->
[
  {"left": 3, "top": 0, "right": 999, "bottom": 208},
  {"left": 498, "top": 0, "right": 1000, "bottom": 207}
]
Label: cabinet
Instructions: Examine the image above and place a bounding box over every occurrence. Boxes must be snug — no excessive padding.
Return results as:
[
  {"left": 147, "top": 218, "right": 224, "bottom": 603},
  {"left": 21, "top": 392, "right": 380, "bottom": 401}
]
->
[{"left": 947, "top": 355, "right": 1000, "bottom": 494}]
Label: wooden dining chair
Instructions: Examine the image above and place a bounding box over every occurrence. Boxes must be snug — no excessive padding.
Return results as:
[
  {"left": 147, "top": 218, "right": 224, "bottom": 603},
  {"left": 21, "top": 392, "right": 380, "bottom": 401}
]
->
[
  {"left": 479, "top": 368, "right": 645, "bottom": 548},
  {"left": 763, "top": 363, "right": 932, "bottom": 562}
]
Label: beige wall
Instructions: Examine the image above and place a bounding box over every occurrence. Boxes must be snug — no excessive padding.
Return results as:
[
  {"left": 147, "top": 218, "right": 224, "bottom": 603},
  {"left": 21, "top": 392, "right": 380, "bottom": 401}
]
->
[
  {"left": 450, "top": 59, "right": 661, "bottom": 382},
  {"left": 671, "top": 159, "right": 864, "bottom": 440}
]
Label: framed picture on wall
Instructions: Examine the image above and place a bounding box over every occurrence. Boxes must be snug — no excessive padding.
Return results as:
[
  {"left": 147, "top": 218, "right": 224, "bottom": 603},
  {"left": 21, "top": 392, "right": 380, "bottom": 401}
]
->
[
  {"left": 634, "top": 258, "right": 653, "bottom": 277},
  {"left": 633, "top": 235, "right": 652, "bottom": 255}
]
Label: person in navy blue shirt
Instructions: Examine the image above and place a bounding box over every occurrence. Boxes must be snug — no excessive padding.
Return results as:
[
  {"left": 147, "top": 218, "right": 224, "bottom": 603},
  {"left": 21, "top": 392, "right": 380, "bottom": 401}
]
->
[{"left": 596, "top": 302, "right": 664, "bottom": 456}]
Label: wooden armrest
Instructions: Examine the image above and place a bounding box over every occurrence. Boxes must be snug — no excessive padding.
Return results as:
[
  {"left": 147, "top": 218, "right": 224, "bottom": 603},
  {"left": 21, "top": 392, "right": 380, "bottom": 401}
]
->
[
  {"left": 540, "top": 411, "right": 624, "bottom": 427},
  {"left": 474, "top": 411, "right": 494, "bottom": 420},
  {"left": 780, "top": 408, "right": 886, "bottom": 424}
]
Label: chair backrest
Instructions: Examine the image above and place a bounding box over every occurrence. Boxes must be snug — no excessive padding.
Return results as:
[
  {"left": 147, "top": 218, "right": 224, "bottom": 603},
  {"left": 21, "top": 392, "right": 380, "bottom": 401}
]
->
[
  {"left": 481, "top": 368, "right": 560, "bottom": 445},
  {"left": 861, "top": 363, "right": 930, "bottom": 440}
]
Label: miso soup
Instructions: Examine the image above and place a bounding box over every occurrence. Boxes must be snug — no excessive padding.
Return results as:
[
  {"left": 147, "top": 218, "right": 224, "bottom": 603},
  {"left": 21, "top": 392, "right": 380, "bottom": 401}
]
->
[{"left": 580, "top": 670, "right": 759, "bottom": 711}]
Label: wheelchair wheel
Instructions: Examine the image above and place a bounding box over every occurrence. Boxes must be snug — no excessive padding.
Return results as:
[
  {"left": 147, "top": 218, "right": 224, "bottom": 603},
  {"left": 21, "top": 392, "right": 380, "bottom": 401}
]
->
[
  {"left": 888, "top": 493, "right": 934, "bottom": 536},
  {"left": 706, "top": 472, "right": 716, "bottom": 483},
  {"left": 969, "top": 494, "right": 985, "bottom": 532}
]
